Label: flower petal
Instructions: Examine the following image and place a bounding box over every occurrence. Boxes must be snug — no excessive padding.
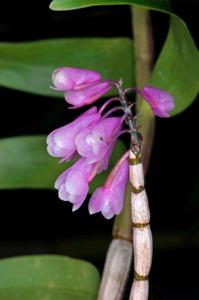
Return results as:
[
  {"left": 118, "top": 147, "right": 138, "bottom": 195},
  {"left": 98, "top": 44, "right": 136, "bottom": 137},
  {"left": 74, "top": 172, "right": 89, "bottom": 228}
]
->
[
  {"left": 88, "top": 157, "right": 129, "bottom": 219},
  {"left": 47, "top": 107, "right": 100, "bottom": 160},
  {"left": 88, "top": 187, "right": 104, "bottom": 215},
  {"left": 64, "top": 81, "right": 112, "bottom": 107},
  {"left": 52, "top": 67, "right": 101, "bottom": 91},
  {"left": 139, "top": 86, "right": 175, "bottom": 118}
]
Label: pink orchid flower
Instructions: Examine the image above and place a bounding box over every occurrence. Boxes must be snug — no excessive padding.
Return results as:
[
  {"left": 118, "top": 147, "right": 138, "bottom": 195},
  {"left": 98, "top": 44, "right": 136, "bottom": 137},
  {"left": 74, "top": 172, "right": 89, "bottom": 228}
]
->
[
  {"left": 138, "top": 86, "right": 175, "bottom": 117},
  {"left": 89, "top": 152, "right": 129, "bottom": 219},
  {"left": 75, "top": 117, "right": 123, "bottom": 164},
  {"left": 52, "top": 67, "right": 112, "bottom": 108},
  {"left": 52, "top": 67, "right": 101, "bottom": 91},
  {"left": 55, "top": 158, "right": 95, "bottom": 211},
  {"left": 55, "top": 148, "right": 115, "bottom": 211},
  {"left": 47, "top": 107, "right": 101, "bottom": 161}
]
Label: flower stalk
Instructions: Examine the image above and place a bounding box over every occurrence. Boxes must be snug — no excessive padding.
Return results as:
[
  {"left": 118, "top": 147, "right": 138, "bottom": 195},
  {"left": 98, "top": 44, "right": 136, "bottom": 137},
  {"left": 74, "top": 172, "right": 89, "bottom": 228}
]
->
[{"left": 131, "top": 6, "right": 155, "bottom": 172}]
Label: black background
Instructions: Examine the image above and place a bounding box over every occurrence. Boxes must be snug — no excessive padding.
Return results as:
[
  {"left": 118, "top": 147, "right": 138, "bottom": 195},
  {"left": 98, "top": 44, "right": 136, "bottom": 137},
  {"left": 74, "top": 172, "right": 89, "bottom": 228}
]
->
[{"left": 0, "top": 0, "right": 198, "bottom": 299}]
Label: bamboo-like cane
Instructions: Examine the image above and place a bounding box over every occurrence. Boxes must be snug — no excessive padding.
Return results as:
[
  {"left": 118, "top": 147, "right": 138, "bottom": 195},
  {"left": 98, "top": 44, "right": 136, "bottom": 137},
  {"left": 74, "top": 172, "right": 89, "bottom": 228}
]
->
[
  {"left": 98, "top": 239, "right": 132, "bottom": 300},
  {"left": 98, "top": 183, "right": 133, "bottom": 300},
  {"left": 129, "top": 150, "right": 153, "bottom": 300}
]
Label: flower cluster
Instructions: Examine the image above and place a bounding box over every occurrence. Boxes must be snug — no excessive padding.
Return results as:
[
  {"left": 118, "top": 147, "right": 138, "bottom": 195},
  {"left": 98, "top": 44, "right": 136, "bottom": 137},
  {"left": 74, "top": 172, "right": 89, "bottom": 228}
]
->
[{"left": 47, "top": 67, "right": 174, "bottom": 219}]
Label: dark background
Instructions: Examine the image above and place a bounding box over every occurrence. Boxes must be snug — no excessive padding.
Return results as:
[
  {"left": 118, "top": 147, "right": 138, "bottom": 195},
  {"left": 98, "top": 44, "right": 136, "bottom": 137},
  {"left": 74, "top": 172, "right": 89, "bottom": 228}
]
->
[{"left": 0, "top": 0, "right": 198, "bottom": 299}]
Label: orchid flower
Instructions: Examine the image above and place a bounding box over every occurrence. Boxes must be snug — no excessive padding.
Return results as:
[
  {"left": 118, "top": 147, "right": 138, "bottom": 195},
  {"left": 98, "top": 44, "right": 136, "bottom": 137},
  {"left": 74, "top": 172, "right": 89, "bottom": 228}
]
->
[
  {"left": 138, "top": 85, "right": 175, "bottom": 117},
  {"left": 47, "top": 106, "right": 100, "bottom": 161},
  {"left": 89, "top": 152, "right": 129, "bottom": 219},
  {"left": 55, "top": 157, "right": 95, "bottom": 211},
  {"left": 52, "top": 67, "right": 101, "bottom": 91},
  {"left": 52, "top": 67, "right": 112, "bottom": 108},
  {"left": 75, "top": 117, "right": 123, "bottom": 163}
]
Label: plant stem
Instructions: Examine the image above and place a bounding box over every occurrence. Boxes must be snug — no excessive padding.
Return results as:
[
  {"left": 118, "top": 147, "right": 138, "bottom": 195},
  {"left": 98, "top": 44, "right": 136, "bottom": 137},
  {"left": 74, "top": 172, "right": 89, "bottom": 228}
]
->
[
  {"left": 131, "top": 6, "right": 155, "bottom": 172},
  {"left": 129, "top": 6, "right": 155, "bottom": 299},
  {"left": 129, "top": 151, "right": 152, "bottom": 300},
  {"left": 132, "top": 7, "right": 154, "bottom": 86}
]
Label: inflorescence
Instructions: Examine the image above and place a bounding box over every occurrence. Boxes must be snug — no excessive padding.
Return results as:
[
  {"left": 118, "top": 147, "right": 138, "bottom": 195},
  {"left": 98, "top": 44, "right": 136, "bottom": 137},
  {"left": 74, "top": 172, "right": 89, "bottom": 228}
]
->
[{"left": 47, "top": 67, "right": 174, "bottom": 219}]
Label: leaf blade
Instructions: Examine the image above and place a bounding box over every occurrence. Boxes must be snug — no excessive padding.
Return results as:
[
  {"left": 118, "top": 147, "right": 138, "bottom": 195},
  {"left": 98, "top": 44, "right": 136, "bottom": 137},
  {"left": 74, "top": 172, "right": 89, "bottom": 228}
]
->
[
  {"left": 0, "top": 255, "right": 100, "bottom": 300},
  {"left": 150, "top": 16, "right": 199, "bottom": 116},
  {"left": 0, "top": 38, "right": 134, "bottom": 97},
  {"left": 50, "top": 0, "right": 171, "bottom": 12},
  {"left": 0, "top": 135, "right": 126, "bottom": 190}
]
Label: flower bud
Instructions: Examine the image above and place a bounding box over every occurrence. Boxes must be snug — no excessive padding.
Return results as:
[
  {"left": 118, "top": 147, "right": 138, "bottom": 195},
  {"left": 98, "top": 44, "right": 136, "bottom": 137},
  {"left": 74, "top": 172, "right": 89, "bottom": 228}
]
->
[
  {"left": 52, "top": 67, "right": 101, "bottom": 91},
  {"left": 139, "top": 86, "right": 175, "bottom": 117}
]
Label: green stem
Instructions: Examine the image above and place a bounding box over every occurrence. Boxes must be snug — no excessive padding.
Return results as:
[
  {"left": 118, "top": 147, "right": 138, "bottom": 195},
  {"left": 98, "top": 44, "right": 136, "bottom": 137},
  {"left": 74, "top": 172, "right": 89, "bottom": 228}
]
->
[
  {"left": 131, "top": 6, "right": 155, "bottom": 173},
  {"left": 131, "top": 6, "right": 154, "bottom": 88}
]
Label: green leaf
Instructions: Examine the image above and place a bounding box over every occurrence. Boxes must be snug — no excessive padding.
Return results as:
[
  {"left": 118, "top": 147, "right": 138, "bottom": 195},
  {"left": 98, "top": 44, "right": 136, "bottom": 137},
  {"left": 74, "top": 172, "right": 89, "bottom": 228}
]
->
[
  {"left": 49, "top": 0, "right": 171, "bottom": 12},
  {"left": 0, "top": 136, "right": 126, "bottom": 190},
  {"left": 0, "top": 38, "right": 134, "bottom": 97},
  {"left": 0, "top": 255, "right": 100, "bottom": 300},
  {"left": 50, "top": 0, "right": 199, "bottom": 116},
  {"left": 0, "top": 136, "right": 67, "bottom": 189},
  {"left": 150, "top": 17, "right": 199, "bottom": 116}
]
